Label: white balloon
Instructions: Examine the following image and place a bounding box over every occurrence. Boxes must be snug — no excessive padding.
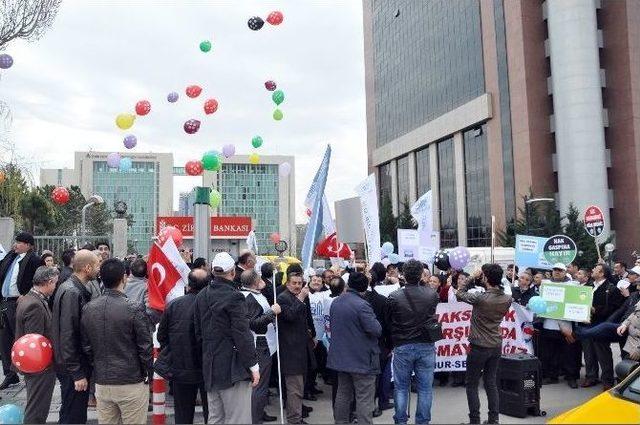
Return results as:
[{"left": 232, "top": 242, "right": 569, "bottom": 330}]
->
[{"left": 279, "top": 162, "right": 291, "bottom": 177}]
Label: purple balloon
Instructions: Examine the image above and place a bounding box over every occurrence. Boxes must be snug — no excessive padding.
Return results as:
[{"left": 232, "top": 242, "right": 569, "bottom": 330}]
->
[
  {"left": 222, "top": 144, "right": 235, "bottom": 158},
  {"left": 0, "top": 54, "right": 13, "bottom": 70},
  {"left": 167, "top": 92, "right": 179, "bottom": 103},
  {"left": 123, "top": 134, "right": 137, "bottom": 149},
  {"left": 107, "top": 152, "right": 121, "bottom": 168},
  {"left": 449, "top": 246, "right": 471, "bottom": 270}
]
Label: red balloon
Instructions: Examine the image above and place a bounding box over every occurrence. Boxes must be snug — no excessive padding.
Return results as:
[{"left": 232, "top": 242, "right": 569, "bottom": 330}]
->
[
  {"left": 51, "top": 186, "right": 70, "bottom": 205},
  {"left": 266, "top": 11, "right": 284, "bottom": 25},
  {"left": 135, "top": 100, "right": 151, "bottom": 116},
  {"left": 186, "top": 85, "right": 202, "bottom": 98},
  {"left": 204, "top": 98, "right": 218, "bottom": 115},
  {"left": 270, "top": 233, "right": 281, "bottom": 244},
  {"left": 306, "top": 208, "right": 312, "bottom": 217},
  {"left": 183, "top": 119, "right": 201, "bottom": 134},
  {"left": 264, "top": 80, "right": 277, "bottom": 91},
  {"left": 158, "top": 226, "right": 183, "bottom": 247},
  {"left": 12, "top": 333, "right": 53, "bottom": 374},
  {"left": 185, "top": 160, "right": 203, "bottom": 176}
]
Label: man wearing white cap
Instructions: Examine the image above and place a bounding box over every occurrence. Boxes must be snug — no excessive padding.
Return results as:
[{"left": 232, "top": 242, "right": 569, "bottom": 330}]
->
[{"left": 194, "top": 252, "right": 259, "bottom": 424}]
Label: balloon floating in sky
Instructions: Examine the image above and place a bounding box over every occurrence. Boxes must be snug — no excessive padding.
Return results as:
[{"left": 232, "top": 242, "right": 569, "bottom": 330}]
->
[
  {"left": 264, "top": 80, "right": 277, "bottom": 91},
  {"left": 272, "top": 90, "right": 285, "bottom": 106},
  {"left": 0, "top": 403, "right": 24, "bottom": 424},
  {"left": 0, "top": 54, "right": 13, "bottom": 69},
  {"left": 279, "top": 162, "right": 291, "bottom": 177},
  {"left": 123, "top": 134, "right": 137, "bottom": 149},
  {"left": 119, "top": 157, "right": 132, "bottom": 172},
  {"left": 248, "top": 16, "right": 265, "bottom": 31},
  {"left": 186, "top": 85, "right": 203, "bottom": 98},
  {"left": 51, "top": 187, "right": 70, "bottom": 205},
  {"left": 210, "top": 189, "right": 222, "bottom": 208},
  {"left": 185, "top": 160, "right": 203, "bottom": 176},
  {"left": 204, "top": 98, "right": 218, "bottom": 115},
  {"left": 107, "top": 152, "right": 121, "bottom": 168},
  {"left": 266, "top": 11, "right": 284, "bottom": 25},
  {"left": 249, "top": 153, "right": 260, "bottom": 165},
  {"left": 158, "top": 226, "right": 183, "bottom": 247},
  {"left": 251, "top": 136, "right": 263, "bottom": 148},
  {"left": 167, "top": 92, "right": 179, "bottom": 103},
  {"left": 222, "top": 144, "right": 236, "bottom": 158},
  {"left": 184, "top": 119, "right": 201, "bottom": 134},
  {"left": 199, "top": 40, "right": 212, "bottom": 52},
  {"left": 202, "top": 151, "right": 222, "bottom": 171},
  {"left": 273, "top": 109, "right": 284, "bottom": 121},
  {"left": 135, "top": 100, "right": 151, "bottom": 116},
  {"left": 115, "top": 113, "right": 135, "bottom": 130}
]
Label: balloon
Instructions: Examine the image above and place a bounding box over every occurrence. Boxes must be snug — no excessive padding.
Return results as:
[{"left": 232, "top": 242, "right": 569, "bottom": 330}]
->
[
  {"left": 449, "top": 246, "right": 471, "bottom": 270},
  {"left": 106, "top": 152, "right": 121, "bottom": 168},
  {"left": 272, "top": 90, "right": 285, "bottom": 106},
  {"left": 167, "top": 92, "right": 179, "bottom": 103},
  {"left": 266, "top": 11, "right": 284, "bottom": 25},
  {"left": 201, "top": 151, "right": 222, "bottom": 171},
  {"left": 222, "top": 144, "right": 235, "bottom": 158},
  {"left": 184, "top": 119, "right": 201, "bottom": 134},
  {"left": 51, "top": 187, "right": 70, "bottom": 205},
  {"left": 249, "top": 153, "right": 260, "bottom": 165},
  {"left": 381, "top": 242, "right": 394, "bottom": 256},
  {"left": 306, "top": 208, "right": 312, "bottom": 217},
  {"left": 119, "top": 157, "right": 132, "bottom": 172},
  {"left": 251, "top": 136, "right": 263, "bottom": 148},
  {"left": 158, "top": 226, "right": 183, "bottom": 247},
  {"left": 264, "top": 80, "right": 277, "bottom": 91},
  {"left": 135, "top": 100, "right": 151, "bottom": 116},
  {"left": 186, "top": 85, "right": 202, "bottom": 98},
  {"left": 0, "top": 404, "right": 24, "bottom": 424},
  {"left": 0, "top": 54, "right": 13, "bottom": 70},
  {"left": 273, "top": 109, "right": 284, "bottom": 121},
  {"left": 115, "top": 113, "right": 135, "bottom": 130},
  {"left": 388, "top": 253, "right": 401, "bottom": 264},
  {"left": 209, "top": 189, "right": 222, "bottom": 208},
  {"left": 433, "top": 249, "right": 451, "bottom": 271},
  {"left": 204, "top": 98, "right": 218, "bottom": 114},
  {"left": 527, "top": 296, "right": 548, "bottom": 315},
  {"left": 248, "top": 16, "right": 265, "bottom": 31},
  {"left": 199, "top": 40, "right": 212, "bottom": 52},
  {"left": 123, "top": 134, "right": 137, "bottom": 149},
  {"left": 279, "top": 162, "right": 291, "bottom": 177},
  {"left": 185, "top": 160, "right": 203, "bottom": 176},
  {"left": 270, "top": 233, "right": 281, "bottom": 244},
  {"left": 11, "top": 333, "right": 53, "bottom": 374}
]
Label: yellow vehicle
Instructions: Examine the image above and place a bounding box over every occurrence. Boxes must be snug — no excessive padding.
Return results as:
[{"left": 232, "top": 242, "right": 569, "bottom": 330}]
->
[{"left": 550, "top": 361, "right": 640, "bottom": 424}]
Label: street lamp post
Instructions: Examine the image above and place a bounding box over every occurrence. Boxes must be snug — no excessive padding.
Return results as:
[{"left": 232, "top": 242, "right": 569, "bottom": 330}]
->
[
  {"left": 81, "top": 195, "right": 104, "bottom": 245},
  {"left": 524, "top": 196, "right": 555, "bottom": 235}
]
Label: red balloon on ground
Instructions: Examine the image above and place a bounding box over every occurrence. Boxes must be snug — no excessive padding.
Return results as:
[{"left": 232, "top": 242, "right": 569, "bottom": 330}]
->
[
  {"left": 185, "top": 160, "right": 203, "bottom": 176},
  {"left": 135, "top": 100, "right": 151, "bottom": 116},
  {"left": 186, "top": 85, "right": 203, "bottom": 98},
  {"left": 266, "top": 11, "right": 284, "bottom": 25},
  {"left": 51, "top": 186, "right": 70, "bottom": 205},
  {"left": 158, "top": 226, "right": 183, "bottom": 247},
  {"left": 204, "top": 99, "right": 218, "bottom": 115},
  {"left": 270, "top": 233, "right": 281, "bottom": 244},
  {"left": 12, "top": 334, "right": 53, "bottom": 374}
]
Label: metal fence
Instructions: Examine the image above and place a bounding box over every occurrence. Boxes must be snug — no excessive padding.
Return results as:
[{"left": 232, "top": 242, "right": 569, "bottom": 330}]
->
[{"left": 33, "top": 236, "right": 112, "bottom": 259}]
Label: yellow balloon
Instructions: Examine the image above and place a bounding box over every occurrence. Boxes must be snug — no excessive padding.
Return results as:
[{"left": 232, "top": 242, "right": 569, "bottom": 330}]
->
[
  {"left": 249, "top": 153, "right": 260, "bottom": 165},
  {"left": 115, "top": 113, "right": 136, "bottom": 130}
]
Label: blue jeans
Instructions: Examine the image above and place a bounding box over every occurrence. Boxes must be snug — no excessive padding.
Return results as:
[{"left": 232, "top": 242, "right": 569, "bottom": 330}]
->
[
  {"left": 575, "top": 322, "right": 622, "bottom": 342},
  {"left": 392, "top": 343, "right": 435, "bottom": 424}
]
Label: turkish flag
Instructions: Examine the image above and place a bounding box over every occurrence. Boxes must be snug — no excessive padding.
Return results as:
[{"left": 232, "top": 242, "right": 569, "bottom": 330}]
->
[
  {"left": 147, "top": 239, "right": 189, "bottom": 311},
  {"left": 315, "top": 232, "right": 352, "bottom": 259}
]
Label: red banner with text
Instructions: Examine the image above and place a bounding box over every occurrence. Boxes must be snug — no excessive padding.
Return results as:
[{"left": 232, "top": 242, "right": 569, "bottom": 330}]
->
[{"left": 156, "top": 216, "right": 252, "bottom": 239}]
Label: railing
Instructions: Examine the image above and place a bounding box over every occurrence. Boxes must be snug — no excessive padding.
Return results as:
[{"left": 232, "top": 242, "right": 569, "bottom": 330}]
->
[{"left": 33, "top": 236, "right": 112, "bottom": 259}]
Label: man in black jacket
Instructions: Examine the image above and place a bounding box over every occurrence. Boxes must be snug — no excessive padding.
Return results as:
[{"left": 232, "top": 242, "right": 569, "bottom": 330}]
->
[
  {"left": 0, "top": 231, "right": 40, "bottom": 389},
  {"left": 57, "top": 249, "right": 75, "bottom": 289},
  {"left": 156, "top": 268, "right": 210, "bottom": 424},
  {"left": 81, "top": 258, "right": 152, "bottom": 424},
  {"left": 194, "top": 252, "right": 259, "bottom": 424},
  {"left": 52, "top": 249, "right": 100, "bottom": 424},
  {"left": 241, "top": 269, "right": 281, "bottom": 424}
]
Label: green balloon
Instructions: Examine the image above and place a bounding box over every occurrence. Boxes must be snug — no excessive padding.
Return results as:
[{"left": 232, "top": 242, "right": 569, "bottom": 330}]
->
[
  {"left": 210, "top": 189, "right": 222, "bottom": 208},
  {"left": 273, "top": 109, "right": 284, "bottom": 121},
  {"left": 201, "top": 151, "right": 221, "bottom": 171},
  {"left": 251, "top": 136, "right": 263, "bottom": 148},
  {"left": 272, "top": 90, "right": 284, "bottom": 106},
  {"left": 200, "top": 40, "right": 212, "bottom": 52}
]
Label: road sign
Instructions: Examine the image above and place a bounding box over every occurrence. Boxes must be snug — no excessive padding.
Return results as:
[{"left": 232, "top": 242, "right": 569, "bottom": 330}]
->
[
  {"left": 543, "top": 234, "right": 577, "bottom": 265},
  {"left": 583, "top": 205, "right": 605, "bottom": 238}
]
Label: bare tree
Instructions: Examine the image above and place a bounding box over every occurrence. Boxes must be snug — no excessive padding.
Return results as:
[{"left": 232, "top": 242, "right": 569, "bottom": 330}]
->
[{"left": 0, "top": 0, "right": 62, "bottom": 49}]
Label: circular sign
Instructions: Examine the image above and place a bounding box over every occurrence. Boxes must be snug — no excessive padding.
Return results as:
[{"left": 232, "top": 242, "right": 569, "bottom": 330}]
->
[
  {"left": 583, "top": 205, "right": 605, "bottom": 238},
  {"left": 274, "top": 240, "right": 288, "bottom": 255},
  {"left": 543, "top": 235, "right": 577, "bottom": 265}
]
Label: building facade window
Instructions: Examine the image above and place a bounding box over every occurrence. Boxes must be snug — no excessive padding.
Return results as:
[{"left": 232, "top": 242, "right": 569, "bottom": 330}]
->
[
  {"left": 378, "top": 162, "right": 392, "bottom": 205},
  {"left": 372, "top": 0, "right": 485, "bottom": 147},
  {"left": 397, "top": 156, "right": 410, "bottom": 207},
  {"left": 438, "top": 138, "right": 458, "bottom": 247},
  {"left": 416, "top": 147, "right": 430, "bottom": 198},
  {"left": 464, "top": 125, "right": 491, "bottom": 247}
]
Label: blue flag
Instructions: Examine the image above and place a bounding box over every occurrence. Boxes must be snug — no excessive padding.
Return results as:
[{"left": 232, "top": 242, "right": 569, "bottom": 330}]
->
[{"left": 301, "top": 145, "right": 332, "bottom": 270}]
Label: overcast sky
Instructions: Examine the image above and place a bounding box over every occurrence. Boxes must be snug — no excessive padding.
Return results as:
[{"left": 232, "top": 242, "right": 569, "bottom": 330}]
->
[{"left": 0, "top": 0, "right": 367, "bottom": 222}]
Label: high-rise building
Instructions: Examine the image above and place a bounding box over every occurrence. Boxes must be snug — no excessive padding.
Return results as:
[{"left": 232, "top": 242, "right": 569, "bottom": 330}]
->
[
  {"left": 178, "top": 191, "right": 196, "bottom": 216},
  {"left": 363, "top": 0, "right": 640, "bottom": 259}
]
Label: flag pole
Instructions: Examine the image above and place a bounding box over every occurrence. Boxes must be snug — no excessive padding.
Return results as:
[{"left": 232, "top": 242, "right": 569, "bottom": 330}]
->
[{"left": 272, "top": 279, "right": 285, "bottom": 424}]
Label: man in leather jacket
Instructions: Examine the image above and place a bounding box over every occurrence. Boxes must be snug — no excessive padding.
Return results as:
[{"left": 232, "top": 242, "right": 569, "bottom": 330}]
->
[{"left": 81, "top": 258, "right": 152, "bottom": 424}]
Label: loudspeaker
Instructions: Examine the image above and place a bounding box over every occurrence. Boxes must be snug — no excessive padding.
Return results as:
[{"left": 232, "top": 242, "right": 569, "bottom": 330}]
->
[{"left": 498, "top": 354, "right": 545, "bottom": 418}]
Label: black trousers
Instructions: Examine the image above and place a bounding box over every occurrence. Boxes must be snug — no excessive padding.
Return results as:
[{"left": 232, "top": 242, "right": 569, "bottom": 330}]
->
[
  {"left": 540, "top": 329, "right": 581, "bottom": 380},
  {"left": 0, "top": 299, "right": 18, "bottom": 377},
  {"left": 57, "top": 372, "right": 89, "bottom": 424},
  {"left": 172, "top": 382, "right": 208, "bottom": 424},
  {"left": 24, "top": 369, "right": 56, "bottom": 424},
  {"left": 465, "top": 345, "right": 501, "bottom": 424},
  {"left": 252, "top": 344, "right": 273, "bottom": 424}
]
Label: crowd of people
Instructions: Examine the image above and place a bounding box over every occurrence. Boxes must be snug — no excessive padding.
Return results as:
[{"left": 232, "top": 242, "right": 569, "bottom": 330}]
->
[{"left": 0, "top": 230, "right": 638, "bottom": 424}]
